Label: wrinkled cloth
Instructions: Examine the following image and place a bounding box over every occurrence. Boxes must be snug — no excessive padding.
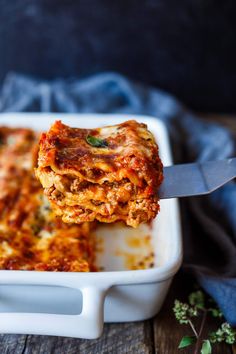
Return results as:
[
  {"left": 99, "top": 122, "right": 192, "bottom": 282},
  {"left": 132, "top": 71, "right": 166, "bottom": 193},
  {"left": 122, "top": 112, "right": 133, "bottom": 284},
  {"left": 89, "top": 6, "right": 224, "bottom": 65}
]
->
[{"left": 0, "top": 72, "right": 235, "bottom": 323}]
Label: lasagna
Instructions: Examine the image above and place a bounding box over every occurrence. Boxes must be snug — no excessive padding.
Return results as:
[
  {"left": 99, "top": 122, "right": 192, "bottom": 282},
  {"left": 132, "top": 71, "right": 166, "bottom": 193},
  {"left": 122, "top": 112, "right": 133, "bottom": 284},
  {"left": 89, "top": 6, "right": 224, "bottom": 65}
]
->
[
  {"left": 36, "top": 120, "right": 163, "bottom": 227},
  {"left": 0, "top": 126, "right": 95, "bottom": 272}
]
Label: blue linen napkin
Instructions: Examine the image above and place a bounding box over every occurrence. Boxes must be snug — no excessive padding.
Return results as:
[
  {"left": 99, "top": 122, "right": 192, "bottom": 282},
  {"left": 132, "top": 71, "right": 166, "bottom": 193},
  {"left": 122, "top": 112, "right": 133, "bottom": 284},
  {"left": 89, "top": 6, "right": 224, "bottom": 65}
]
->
[{"left": 0, "top": 72, "right": 235, "bottom": 324}]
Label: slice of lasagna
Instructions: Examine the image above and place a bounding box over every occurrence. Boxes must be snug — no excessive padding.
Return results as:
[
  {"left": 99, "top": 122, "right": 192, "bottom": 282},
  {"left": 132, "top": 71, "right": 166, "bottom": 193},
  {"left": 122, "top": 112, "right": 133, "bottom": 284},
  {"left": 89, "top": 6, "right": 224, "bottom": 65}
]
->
[
  {"left": 36, "top": 120, "right": 163, "bottom": 227},
  {"left": 0, "top": 126, "right": 95, "bottom": 272}
]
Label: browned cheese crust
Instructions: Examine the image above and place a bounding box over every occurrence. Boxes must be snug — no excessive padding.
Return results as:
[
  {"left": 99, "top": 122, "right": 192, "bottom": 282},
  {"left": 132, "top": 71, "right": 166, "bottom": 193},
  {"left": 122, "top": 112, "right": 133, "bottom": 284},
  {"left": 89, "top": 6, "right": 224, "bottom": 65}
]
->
[
  {"left": 0, "top": 126, "right": 95, "bottom": 272},
  {"left": 36, "top": 120, "right": 163, "bottom": 227}
]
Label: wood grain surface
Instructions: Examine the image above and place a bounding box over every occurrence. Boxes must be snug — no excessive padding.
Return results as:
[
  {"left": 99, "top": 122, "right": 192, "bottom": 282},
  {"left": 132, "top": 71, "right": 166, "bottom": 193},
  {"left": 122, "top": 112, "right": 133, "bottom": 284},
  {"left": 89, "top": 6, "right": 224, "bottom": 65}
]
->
[{"left": 18, "top": 321, "right": 153, "bottom": 354}]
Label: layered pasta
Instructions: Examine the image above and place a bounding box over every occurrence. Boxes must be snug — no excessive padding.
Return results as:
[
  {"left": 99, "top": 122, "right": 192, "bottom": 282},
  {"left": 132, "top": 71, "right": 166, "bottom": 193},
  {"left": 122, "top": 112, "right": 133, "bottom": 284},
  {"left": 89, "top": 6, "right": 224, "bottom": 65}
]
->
[
  {"left": 36, "top": 120, "right": 163, "bottom": 227},
  {"left": 0, "top": 126, "right": 95, "bottom": 272}
]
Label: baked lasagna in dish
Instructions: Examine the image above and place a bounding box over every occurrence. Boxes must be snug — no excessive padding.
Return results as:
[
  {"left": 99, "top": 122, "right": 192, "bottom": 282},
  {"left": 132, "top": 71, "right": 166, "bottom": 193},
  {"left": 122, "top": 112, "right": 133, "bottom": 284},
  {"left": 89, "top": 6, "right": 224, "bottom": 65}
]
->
[
  {"left": 36, "top": 120, "right": 163, "bottom": 227},
  {"left": 0, "top": 126, "right": 95, "bottom": 272}
]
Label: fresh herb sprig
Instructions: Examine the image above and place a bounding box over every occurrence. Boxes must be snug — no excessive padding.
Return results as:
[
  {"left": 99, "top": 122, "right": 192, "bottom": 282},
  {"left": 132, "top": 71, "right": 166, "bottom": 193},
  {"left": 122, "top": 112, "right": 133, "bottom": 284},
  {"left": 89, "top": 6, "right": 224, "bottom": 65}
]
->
[
  {"left": 86, "top": 135, "right": 108, "bottom": 148},
  {"left": 173, "top": 290, "right": 236, "bottom": 353}
]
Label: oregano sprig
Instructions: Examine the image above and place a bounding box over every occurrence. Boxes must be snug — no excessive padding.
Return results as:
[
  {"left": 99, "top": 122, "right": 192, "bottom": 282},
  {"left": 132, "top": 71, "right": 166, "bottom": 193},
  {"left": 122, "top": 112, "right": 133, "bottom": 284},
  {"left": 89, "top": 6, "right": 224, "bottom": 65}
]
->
[{"left": 173, "top": 290, "right": 236, "bottom": 353}]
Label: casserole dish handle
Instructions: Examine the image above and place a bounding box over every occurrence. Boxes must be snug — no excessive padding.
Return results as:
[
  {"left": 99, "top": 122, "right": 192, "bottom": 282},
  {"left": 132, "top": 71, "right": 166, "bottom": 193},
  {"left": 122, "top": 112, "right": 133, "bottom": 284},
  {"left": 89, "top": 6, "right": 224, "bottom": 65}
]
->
[{"left": 0, "top": 286, "right": 107, "bottom": 339}]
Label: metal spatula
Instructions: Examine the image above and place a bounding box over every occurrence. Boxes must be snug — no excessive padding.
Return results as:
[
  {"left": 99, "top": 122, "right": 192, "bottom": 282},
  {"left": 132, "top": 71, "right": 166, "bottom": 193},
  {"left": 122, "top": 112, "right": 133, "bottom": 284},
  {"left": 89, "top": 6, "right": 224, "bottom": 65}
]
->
[{"left": 159, "top": 157, "right": 236, "bottom": 199}]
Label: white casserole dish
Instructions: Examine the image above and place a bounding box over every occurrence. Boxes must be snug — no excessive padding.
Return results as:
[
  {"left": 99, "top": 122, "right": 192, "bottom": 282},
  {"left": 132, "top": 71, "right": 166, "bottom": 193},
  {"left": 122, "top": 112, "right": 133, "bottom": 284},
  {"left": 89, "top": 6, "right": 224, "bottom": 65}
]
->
[{"left": 0, "top": 113, "right": 182, "bottom": 339}]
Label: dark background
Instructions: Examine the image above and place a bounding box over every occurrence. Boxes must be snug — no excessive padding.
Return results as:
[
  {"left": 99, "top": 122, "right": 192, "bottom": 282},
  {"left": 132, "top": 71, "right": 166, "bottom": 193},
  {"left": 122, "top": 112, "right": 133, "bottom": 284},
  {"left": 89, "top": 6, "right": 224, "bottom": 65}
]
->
[{"left": 1, "top": 0, "right": 236, "bottom": 112}]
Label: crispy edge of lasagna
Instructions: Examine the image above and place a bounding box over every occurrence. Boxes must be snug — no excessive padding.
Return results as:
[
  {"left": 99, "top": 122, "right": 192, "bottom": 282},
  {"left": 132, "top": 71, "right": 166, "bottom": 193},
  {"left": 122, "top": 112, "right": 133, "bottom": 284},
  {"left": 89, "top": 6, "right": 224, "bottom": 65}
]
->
[
  {"left": 36, "top": 120, "right": 163, "bottom": 227},
  {"left": 0, "top": 126, "right": 96, "bottom": 272}
]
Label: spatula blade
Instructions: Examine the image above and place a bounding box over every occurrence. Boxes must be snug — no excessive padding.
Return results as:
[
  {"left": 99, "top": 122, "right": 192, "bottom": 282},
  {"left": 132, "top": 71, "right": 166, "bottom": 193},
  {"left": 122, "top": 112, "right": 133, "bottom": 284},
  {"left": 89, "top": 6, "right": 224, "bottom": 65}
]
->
[{"left": 158, "top": 158, "right": 236, "bottom": 199}]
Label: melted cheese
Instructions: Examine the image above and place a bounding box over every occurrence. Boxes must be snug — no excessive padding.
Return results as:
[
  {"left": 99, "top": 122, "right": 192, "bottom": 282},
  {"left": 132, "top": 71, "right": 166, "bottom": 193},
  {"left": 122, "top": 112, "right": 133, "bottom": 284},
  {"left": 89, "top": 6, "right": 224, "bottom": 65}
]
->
[
  {"left": 36, "top": 120, "right": 163, "bottom": 227},
  {"left": 0, "top": 126, "right": 95, "bottom": 272}
]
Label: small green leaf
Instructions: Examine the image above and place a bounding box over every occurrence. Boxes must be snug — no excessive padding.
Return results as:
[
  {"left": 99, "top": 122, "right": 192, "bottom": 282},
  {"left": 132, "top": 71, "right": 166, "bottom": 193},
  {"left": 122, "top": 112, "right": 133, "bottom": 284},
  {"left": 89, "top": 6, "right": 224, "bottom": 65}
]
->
[
  {"left": 86, "top": 135, "right": 108, "bottom": 147},
  {"left": 209, "top": 307, "right": 223, "bottom": 318},
  {"left": 201, "top": 340, "right": 212, "bottom": 354},
  {"left": 178, "top": 336, "right": 196, "bottom": 349},
  {"left": 189, "top": 290, "right": 205, "bottom": 310}
]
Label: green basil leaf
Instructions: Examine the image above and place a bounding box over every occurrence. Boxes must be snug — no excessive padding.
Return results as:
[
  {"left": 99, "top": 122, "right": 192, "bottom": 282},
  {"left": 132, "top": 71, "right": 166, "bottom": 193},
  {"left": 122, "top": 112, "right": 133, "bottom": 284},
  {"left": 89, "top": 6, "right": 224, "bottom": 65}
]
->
[
  {"left": 86, "top": 135, "right": 108, "bottom": 147},
  {"left": 201, "top": 340, "right": 212, "bottom": 354},
  {"left": 178, "top": 336, "right": 196, "bottom": 349}
]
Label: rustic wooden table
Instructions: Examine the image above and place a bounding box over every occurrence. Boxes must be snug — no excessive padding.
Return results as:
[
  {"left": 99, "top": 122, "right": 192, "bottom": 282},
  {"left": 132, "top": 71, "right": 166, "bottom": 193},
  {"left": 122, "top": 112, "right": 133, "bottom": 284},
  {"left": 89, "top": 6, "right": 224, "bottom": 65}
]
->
[{"left": 0, "top": 116, "right": 235, "bottom": 354}]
